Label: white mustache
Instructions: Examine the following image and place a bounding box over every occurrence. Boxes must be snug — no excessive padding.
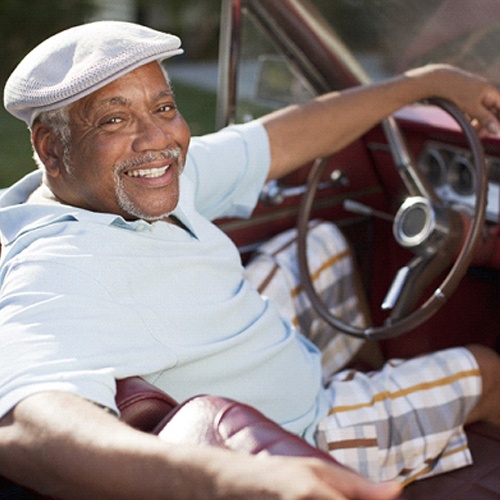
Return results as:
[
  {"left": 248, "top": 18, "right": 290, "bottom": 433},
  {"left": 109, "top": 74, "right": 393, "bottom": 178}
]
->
[{"left": 117, "top": 148, "right": 183, "bottom": 172}]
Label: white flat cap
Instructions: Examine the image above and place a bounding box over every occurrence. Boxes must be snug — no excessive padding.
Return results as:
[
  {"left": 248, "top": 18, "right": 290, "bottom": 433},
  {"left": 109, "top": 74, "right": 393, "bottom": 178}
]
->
[{"left": 3, "top": 20, "right": 184, "bottom": 126}]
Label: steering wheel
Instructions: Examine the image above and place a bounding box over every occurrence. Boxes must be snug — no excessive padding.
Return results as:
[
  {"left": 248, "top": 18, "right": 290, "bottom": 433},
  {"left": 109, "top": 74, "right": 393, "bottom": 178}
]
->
[{"left": 297, "top": 98, "right": 488, "bottom": 340}]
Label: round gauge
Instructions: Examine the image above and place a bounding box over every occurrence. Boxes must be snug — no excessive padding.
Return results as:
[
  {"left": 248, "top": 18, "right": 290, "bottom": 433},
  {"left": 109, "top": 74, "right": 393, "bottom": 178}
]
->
[
  {"left": 417, "top": 147, "right": 446, "bottom": 187},
  {"left": 447, "top": 156, "right": 475, "bottom": 196}
]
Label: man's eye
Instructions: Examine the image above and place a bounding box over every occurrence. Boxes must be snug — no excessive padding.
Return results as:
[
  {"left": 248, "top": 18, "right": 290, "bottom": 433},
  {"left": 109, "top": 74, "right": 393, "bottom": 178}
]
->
[
  {"left": 158, "top": 104, "right": 176, "bottom": 113},
  {"left": 103, "top": 116, "right": 123, "bottom": 125}
]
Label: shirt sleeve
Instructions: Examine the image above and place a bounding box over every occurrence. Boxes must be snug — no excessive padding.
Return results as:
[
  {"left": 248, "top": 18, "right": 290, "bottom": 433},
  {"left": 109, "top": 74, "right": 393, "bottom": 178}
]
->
[
  {"left": 184, "top": 120, "right": 271, "bottom": 221},
  {"left": 0, "top": 257, "right": 175, "bottom": 419}
]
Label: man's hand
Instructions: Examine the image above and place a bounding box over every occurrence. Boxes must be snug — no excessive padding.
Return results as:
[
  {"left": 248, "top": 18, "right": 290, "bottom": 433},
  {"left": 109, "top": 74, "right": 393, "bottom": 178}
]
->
[
  {"left": 206, "top": 452, "right": 403, "bottom": 499},
  {"left": 405, "top": 64, "right": 500, "bottom": 137}
]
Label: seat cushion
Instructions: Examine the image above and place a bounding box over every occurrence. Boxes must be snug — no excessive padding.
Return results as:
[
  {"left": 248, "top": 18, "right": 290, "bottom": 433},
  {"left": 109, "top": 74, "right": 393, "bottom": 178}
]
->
[
  {"left": 403, "top": 422, "right": 500, "bottom": 499},
  {"left": 155, "top": 394, "right": 343, "bottom": 465}
]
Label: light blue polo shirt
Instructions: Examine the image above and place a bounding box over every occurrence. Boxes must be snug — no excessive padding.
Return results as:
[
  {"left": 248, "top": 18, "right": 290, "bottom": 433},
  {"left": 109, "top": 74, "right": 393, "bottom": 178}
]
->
[{"left": 0, "top": 121, "right": 325, "bottom": 441}]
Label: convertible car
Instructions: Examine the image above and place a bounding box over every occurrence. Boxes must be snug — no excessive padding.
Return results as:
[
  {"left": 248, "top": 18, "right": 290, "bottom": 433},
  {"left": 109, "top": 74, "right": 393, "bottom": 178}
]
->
[{"left": 1, "top": 0, "right": 499, "bottom": 498}]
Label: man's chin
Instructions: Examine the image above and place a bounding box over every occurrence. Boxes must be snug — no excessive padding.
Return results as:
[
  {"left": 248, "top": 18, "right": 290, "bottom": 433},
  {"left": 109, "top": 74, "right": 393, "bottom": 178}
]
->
[
  {"left": 116, "top": 184, "right": 179, "bottom": 222},
  {"left": 117, "top": 195, "right": 178, "bottom": 222}
]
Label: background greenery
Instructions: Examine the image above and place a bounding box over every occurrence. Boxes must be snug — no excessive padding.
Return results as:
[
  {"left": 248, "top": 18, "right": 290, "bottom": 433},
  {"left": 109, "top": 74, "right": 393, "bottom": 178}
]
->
[{"left": 0, "top": 0, "right": 94, "bottom": 187}]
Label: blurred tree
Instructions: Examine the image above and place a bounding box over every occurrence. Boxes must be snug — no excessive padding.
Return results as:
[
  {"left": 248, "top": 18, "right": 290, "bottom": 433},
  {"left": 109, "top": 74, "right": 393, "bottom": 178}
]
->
[
  {"left": 0, "top": 0, "right": 95, "bottom": 185},
  {"left": 0, "top": 0, "right": 95, "bottom": 86},
  {"left": 135, "top": 0, "right": 222, "bottom": 59},
  {"left": 314, "top": 0, "right": 378, "bottom": 51}
]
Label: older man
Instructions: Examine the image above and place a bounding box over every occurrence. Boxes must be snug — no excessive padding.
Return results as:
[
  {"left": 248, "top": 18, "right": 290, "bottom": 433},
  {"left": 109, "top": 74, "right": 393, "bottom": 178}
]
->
[{"left": 0, "top": 21, "right": 499, "bottom": 499}]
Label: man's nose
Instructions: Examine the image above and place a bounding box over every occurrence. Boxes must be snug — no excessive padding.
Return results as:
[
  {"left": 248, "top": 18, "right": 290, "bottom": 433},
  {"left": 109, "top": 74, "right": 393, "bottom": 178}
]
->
[{"left": 133, "top": 116, "right": 171, "bottom": 151}]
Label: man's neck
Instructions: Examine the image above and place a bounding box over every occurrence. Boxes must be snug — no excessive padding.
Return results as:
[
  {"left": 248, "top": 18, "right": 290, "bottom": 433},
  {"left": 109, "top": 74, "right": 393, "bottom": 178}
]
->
[{"left": 26, "top": 182, "right": 61, "bottom": 205}]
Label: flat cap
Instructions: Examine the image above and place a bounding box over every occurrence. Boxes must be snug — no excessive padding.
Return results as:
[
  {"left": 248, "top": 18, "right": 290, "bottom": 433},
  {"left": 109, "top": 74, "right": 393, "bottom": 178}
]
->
[{"left": 3, "top": 20, "right": 183, "bottom": 126}]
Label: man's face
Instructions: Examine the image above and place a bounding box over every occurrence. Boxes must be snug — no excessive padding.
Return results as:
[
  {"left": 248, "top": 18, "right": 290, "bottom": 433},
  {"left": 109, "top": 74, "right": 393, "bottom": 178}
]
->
[{"left": 47, "top": 61, "right": 191, "bottom": 221}]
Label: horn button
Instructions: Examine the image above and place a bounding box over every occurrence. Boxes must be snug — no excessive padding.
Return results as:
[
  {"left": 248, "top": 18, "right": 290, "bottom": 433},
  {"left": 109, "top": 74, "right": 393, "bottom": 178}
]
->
[{"left": 393, "top": 196, "right": 448, "bottom": 253}]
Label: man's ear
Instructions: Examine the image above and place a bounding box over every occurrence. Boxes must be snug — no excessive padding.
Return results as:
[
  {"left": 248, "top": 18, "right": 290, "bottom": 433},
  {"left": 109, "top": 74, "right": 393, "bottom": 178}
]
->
[{"left": 31, "top": 123, "right": 65, "bottom": 177}]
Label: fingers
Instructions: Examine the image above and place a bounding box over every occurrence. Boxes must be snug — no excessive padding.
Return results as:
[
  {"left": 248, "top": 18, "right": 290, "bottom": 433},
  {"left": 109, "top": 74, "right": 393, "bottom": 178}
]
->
[
  {"left": 313, "top": 460, "right": 403, "bottom": 500},
  {"left": 330, "top": 476, "right": 403, "bottom": 500},
  {"left": 468, "top": 88, "right": 500, "bottom": 135},
  {"left": 355, "top": 480, "right": 403, "bottom": 500},
  {"left": 244, "top": 455, "right": 404, "bottom": 500},
  {"left": 457, "top": 82, "right": 500, "bottom": 136},
  {"left": 481, "top": 90, "right": 500, "bottom": 134},
  {"left": 418, "top": 64, "right": 500, "bottom": 136},
  {"left": 471, "top": 113, "right": 499, "bottom": 137},
  {"left": 482, "top": 88, "right": 500, "bottom": 112}
]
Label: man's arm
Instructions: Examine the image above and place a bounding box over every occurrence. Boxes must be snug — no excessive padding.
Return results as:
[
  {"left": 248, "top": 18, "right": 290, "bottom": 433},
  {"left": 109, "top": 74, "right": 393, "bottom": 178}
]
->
[
  {"left": 261, "top": 64, "right": 500, "bottom": 180},
  {"left": 0, "top": 392, "right": 402, "bottom": 499}
]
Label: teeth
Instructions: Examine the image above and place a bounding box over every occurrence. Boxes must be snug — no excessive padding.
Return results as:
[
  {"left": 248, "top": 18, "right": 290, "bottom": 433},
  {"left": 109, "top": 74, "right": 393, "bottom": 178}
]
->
[{"left": 126, "top": 165, "right": 170, "bottom": 178}]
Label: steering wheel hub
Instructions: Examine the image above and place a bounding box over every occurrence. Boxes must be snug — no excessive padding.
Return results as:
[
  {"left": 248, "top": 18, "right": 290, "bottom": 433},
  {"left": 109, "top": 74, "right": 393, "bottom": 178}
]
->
[{"left": 393, "top": 196, "right": 448, "bottom": 252}]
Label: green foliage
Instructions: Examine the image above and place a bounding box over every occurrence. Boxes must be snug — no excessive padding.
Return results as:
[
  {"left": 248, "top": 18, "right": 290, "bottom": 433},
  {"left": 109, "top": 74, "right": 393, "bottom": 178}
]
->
[
  {"left": 135, "top": 0, "right": 222, "bottom": 60},
  {"left": 171, "top": 81, "right": 217, "bottom": 137},
  {"left": 314, "top": 0, "right": 379, "bottom": 51},
  {"left": 0, "top": 0, "right": 96, "bottom": 187},
  {"left": 0, "top": 0, "right": 95, "bottom": 87},
  {"left": 0, "top": 108, "right": 32, "bottom": 187}
]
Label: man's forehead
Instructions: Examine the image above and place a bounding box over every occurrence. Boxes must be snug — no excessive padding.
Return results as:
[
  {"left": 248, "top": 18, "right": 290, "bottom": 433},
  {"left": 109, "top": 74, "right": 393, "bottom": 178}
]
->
[{"left": 78, "top": 64, "right": 174, "bottom": 110}]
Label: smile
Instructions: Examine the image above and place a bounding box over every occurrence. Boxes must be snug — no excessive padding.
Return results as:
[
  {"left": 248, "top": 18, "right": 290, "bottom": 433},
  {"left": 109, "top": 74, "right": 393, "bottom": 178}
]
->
[{"left": 126, "top": 165, "right": 170, "bottom": 178}]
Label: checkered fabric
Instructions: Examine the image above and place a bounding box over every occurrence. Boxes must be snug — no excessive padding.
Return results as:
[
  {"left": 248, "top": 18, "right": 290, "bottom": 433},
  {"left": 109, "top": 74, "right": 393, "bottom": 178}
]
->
[
  {"left": 245, "top": 219, "right": 367, "bottom": 379},
  {"left": 244, "top": 220, "right": 482, "bottom": 484}
]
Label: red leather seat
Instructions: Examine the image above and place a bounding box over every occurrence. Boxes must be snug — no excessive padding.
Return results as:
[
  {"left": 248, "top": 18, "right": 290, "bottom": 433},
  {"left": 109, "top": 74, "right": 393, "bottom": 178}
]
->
[
  {"left": 155, "top": 393, "right": 344, "bottom": 464},
  {"left": 115, "top": 375, "right": 177, "bottom": 433},
  {"left": 117, "top": 376, "right": 343, "bottom": 465}
]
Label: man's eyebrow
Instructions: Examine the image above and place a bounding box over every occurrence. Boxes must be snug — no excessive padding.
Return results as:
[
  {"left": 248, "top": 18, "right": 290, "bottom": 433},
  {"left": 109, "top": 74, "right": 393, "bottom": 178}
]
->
[
  {"left": 155, "top": 89, "right": 175, "bottom": 100},
  {"left": 91, "top": 90, "right": 174, "bottom": 111},
  {"left": 93, "top": 96, "right": 130, "bottom": 109}
]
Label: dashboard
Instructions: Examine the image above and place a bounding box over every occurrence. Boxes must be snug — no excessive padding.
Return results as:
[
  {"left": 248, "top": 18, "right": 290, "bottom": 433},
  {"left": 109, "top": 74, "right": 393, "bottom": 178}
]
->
[{"left": 417, "top": 141, "right": 500, "bottom": 223}]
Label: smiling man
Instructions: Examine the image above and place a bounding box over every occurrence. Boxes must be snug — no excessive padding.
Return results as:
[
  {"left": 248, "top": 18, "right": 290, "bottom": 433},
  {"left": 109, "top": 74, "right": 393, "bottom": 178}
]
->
[{"left": 0, "top": 20, "right": 500, "bottom": 500}]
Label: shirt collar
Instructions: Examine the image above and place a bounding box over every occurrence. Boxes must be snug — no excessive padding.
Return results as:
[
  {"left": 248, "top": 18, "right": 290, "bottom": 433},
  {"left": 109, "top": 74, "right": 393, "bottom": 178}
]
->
[{"left": 0, "top": 171, "right": 156, "bottom": 245}]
